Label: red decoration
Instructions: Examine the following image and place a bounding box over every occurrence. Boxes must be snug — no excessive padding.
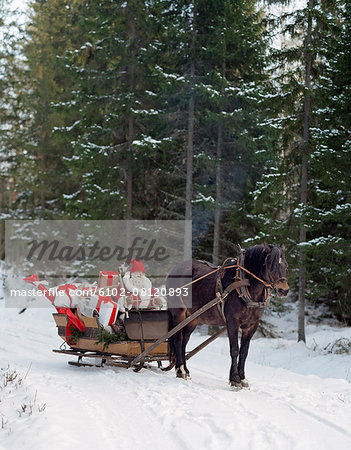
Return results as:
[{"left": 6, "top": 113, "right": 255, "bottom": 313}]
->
[
  {"left": 98, "top": 270, "right": 119, "bottom": 288},
  {"left": 129, "top": 259, "right": 146, "bottom": 274},
  {"left": 23, "top": 275, "right": 86, "bottom": 336}
]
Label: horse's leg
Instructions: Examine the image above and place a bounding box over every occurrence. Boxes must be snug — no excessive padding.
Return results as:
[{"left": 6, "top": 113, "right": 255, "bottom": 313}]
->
[
  {"left": 226, "top": 318, "right": 241, "bottom": 388},
  {"left": 173, "top": 330, "right": 186, "bottom": 378},
  {"left": 238, "top": 323, "right": 259, "bottom": 388},
  {"left": 169, "top": 309, "right": 187, "bottom": 378},
  {"left": 181, "top": 319, "right": 197, "bottom": 378}
]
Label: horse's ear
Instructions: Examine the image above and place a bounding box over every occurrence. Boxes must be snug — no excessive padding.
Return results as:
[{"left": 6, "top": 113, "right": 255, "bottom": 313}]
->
[
  {"left": 280, "top": 243, "right": 286, "bottom": 251},
  {"left": 263, "top": 242, "right": 271, "bottom": 253}
]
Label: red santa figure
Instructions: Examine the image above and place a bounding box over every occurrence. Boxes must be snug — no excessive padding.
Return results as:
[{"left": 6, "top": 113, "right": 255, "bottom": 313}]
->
[{"left": 123, "top": 259, "right": 164, "bottom": 309}]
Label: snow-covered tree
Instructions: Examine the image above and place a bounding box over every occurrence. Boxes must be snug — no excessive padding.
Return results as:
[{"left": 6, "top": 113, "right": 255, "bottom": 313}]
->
[
  {"left": 307, "top": 0, "right": 351, "bottom": 319},
  {"left": 251, "top": 0, "right": 345, "bottom": 335}
]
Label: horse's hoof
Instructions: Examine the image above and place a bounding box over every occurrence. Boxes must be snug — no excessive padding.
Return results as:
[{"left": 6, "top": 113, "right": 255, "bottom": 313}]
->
[
  {"left": 176, "top": 365, "right": 189, "bottom": 379},
  {"left": 240, "top": 378, "right": 249, "bottom": 388},
  {"left": 176, "top": 373, "right": 190, "bottom": 380},
  {"left": 230, "top": 381, "right": 242, "bottom": 391}
]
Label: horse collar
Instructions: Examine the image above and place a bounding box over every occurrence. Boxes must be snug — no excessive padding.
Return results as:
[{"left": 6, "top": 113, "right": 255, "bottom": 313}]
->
[
  {"left": 235, "top": 251, "right": 271, "bottom": 309},
  {"left": 213, "top": 253, "right": 272, "bottom": 314}
]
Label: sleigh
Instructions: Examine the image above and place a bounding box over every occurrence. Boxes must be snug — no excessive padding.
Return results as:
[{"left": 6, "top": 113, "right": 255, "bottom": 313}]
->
[
  {"left": 52, "top": 295, "right": 228, "bottom": 371},
  {"left": 53, "top": 308, "right": 172, "bottom": 370}
]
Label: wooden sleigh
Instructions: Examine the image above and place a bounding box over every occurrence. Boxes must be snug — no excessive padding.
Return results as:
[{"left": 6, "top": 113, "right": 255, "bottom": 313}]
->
[
  {"left": 52, "top": 290, "right": 229, "bottom": 372},
  {"left": 53, "top": 308, "right": 172, "bottom": 371}
]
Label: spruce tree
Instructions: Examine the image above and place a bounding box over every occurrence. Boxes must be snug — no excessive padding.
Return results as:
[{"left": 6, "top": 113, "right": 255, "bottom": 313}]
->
[
  {"left": 0, "top": 0, "right": 26, "bottom": 221},
  {"left": 6, "top": 0, "right": 81, "bottom": 218},
  {"left": 60, "top": 0, "right": 168, "bottom": 220},
  {"left": 152, "top": 1, "right": 269, "bottom": 259},
  {"left": 308, "top": 0, "right": 351, "bottom": 320},
  {"left": 194, "top": 0, "right": 269, "bottom": 261},
  {"left": 251, "top": 0, "right": 341, "bottom": 336}
]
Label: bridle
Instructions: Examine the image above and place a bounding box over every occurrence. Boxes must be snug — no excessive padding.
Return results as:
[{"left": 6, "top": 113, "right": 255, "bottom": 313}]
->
[
  {"left": 262, "top": 251, "right": 289, "bottom": 292},
  {"left": 217, "top": 248, "right": 288, "bottom": 309}
]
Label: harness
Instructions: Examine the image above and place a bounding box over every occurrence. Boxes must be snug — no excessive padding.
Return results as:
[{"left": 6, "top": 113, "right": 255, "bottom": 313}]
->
[
  {"left": 179, "top": 249, "right": 287, "bottom": 322},
  {"left": 213, "top": 251, "right": 273, "bottom": 321},
  {"left": 234, "top": 252, "right": 272, "bottom": 309}
]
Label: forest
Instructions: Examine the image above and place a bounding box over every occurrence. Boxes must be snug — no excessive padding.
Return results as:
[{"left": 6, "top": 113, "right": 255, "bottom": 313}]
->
[{"left": 0, "top": 0, "right": 350, "bottom": 332}]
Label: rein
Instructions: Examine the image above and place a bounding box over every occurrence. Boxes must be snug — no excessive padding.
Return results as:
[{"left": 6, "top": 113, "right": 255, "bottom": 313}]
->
[
  {"left": 235, "top": 264, "right": 273, "bottom": 288},
  {"left": 180, "top": 263, "right": 272, "bottom": 290},
  {"left": 177, "top": 254, "right": 283, "bottom": 313}
]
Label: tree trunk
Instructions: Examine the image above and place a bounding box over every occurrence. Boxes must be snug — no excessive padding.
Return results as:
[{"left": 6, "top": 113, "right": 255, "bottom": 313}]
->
[
  {"left": 211, "top": 126, "right": 223, "bottom": 336},
  {"left": 40, "top": 152, "right": 47, "bottom": 219},
  {"left": 298, "top": 0, "right": 313, "bottom": 343},
  {"left": 184, "top": 61, "right": 194, "bottom": 259},
  {"left": 184, "top": 11, "right": 196, "bottom": 260},
  {"left": 126, "top": 7, "right": 135, "bottom": 247},
  {"left": 127, "top": 112, "right": 134, "bottom": 220},
  {"left": 0, "top": 189, "right": 4, "bottom": 258},
  {"left": 212, "top": 120, "right": 222, "bottom": 265},
  {"left": 126, "top": 115, "right": 133, "bottom": 248},
  {"left": 0, "top": 220, "right": 4, "bottom": 260}
]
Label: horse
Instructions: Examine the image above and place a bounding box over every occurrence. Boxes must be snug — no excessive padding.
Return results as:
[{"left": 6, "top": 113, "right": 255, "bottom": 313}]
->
[{"left": 166, "top": 243, "right": 289, "bottom": 388}]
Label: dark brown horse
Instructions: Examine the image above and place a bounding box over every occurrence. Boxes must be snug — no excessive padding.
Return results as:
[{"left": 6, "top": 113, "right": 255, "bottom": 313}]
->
[{"left": 166, "top": 243, "right": 289, "bottom": 388}]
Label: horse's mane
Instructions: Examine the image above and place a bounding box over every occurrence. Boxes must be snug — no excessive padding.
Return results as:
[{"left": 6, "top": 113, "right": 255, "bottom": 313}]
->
[
  {"left": 244, "top": 244, "right": 282, "bottom": 278},
  {"left": 244, "top": 245, "right": 267, "bottom": 276}
]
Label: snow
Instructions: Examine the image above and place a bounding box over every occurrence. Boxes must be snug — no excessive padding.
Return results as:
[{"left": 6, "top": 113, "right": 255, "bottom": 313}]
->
[
  {"left": 298, "top": 236, "right": 344, "bottom": 247},
  {"left": 193, "top": 194, "right": 215, "bottom": 204},
  {"left": 1, "top": 282, "right": 351, "bottom": 449}
]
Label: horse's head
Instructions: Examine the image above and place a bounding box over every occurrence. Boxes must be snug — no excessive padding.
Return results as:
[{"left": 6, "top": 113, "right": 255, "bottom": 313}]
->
[{"left": 263, "top": 243, "right": 289, "bottom": 297}]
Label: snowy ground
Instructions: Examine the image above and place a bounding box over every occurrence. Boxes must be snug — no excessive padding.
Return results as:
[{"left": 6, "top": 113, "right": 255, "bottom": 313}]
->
[{"left": 1, "top": 285, "right": 351, "bottom": 450}]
